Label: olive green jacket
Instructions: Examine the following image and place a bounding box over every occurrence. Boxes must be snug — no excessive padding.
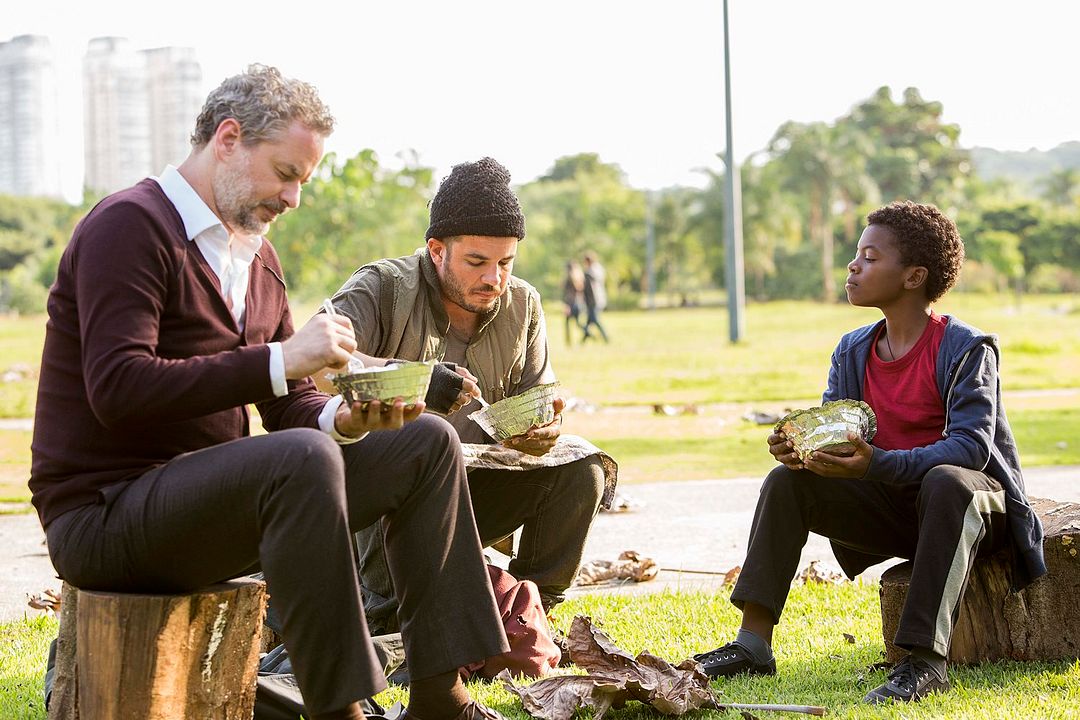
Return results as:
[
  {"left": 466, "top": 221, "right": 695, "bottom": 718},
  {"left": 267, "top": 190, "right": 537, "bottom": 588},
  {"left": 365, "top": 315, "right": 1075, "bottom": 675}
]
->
[{"left": 331, "top": 248, "right": 552, "bottom": 409}]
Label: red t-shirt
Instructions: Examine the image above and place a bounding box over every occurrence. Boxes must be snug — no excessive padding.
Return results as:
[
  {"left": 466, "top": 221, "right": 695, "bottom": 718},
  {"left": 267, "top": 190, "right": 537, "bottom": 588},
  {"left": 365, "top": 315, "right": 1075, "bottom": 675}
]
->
[{"left": 862, "top": 312, "right": 949, "bottom": 451}]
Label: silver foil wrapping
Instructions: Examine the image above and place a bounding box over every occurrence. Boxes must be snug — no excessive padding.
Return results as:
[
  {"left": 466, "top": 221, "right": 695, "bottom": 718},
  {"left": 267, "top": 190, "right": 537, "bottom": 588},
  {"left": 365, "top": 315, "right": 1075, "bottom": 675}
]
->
[
  {"left": 469, "top": 382, "right": 561, "bottom": 441},
  {"left": 330, "top": 361, "right": 435, "bottom": 407},
  {"left": 775, "top": 399, "right": 877, "bottom": 461}
]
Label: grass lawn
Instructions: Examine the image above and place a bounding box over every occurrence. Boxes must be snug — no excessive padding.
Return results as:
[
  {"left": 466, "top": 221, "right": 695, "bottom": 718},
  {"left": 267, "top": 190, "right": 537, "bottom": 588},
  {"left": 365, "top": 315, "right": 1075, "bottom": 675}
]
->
[
  {"left": 545, "top": 294, "right": 1080, "bottom": 405},
  {"left": 4, "top": 294, "right": 1079, "bottom": 418},
  {"left": 0, "top": 615, "right": 53, "bottom": 720},
  {"left": 1, "top": 294, "right": 1078, "bottom": 500},
  {"left": 569, "top": 401, "right": 1080, "bottom": 485},
  {"left": 4, "top": 585, "right": 1078, "bottom": 719}
]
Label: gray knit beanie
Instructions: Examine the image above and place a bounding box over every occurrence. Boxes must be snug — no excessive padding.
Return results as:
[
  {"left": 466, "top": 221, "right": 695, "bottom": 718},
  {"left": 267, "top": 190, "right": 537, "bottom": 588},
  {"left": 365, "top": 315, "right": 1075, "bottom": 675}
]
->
[{"left": 426, "top": 157, "right": 526, "bottom": 240}]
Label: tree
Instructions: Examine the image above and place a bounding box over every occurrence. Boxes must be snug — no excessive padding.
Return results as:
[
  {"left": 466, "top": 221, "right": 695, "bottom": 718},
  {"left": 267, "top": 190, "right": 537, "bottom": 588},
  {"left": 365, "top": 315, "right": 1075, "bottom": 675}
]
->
[
  {"left": 517, "top": 154, "right": 645, "bottom": 303},
  {"left": 847, "top": 86, "right": 972, "bottom": 206},
  {"left": 766, "top": 121, "right": 862, "bottom": 302},
  {"left": 0, "top": 193, "right": 86, "bottom": 313},
  {"left": 1038, "top": 167, "right": 1080, "bottom": 207},
  {"left": 269, "top": 150, "right": 433, "bottom": 300}
]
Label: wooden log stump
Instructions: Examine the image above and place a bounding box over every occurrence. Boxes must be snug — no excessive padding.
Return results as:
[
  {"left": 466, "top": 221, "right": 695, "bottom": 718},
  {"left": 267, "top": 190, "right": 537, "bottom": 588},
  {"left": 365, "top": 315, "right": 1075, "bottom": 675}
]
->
[
  {"left": 880, "top": 497, "right": 1080, "bottom": 664},
  {"left": 49, "top": 582, "right": 81, "bottom": 719},
  {"left": 49, "top": 578, "right": 265, "bottom": 720}
]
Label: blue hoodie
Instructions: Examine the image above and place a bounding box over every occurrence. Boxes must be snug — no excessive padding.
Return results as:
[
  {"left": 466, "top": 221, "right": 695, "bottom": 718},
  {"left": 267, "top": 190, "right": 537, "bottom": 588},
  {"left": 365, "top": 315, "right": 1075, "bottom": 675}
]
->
[{"left": 823, "top": 315, "right": 1046, "bottom": 590}]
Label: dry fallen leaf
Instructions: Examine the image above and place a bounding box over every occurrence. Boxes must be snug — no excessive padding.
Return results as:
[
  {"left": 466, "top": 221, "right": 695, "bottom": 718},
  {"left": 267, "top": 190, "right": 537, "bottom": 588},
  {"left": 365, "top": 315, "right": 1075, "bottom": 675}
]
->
[
  {"left": 502, "top": 616, "right": 719, "bottom": 720},
  {"left": 842, "top": 633, "right": 856, "bottom": 644},
  {"left": 501, "top": 672, "right": 627, "bottom": 720},
  {"left": 573, "top": 551, "right": 658, "bottom": 586},
  {"left": 27, "top": 588, "right": 62, "bottom": 614},
  {"left": 504, "top": 617, "right": 829, "bottom": 720},
  {"left": 795, "top": 560, "right": 846, "bottom": 585}
]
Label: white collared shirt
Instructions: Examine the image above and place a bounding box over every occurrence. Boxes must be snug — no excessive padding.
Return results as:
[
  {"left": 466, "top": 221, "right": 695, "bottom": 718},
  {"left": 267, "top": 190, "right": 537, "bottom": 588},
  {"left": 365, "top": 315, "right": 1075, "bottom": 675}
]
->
[{"left": 153, "top": 166, "right": 357, "bottom": 443}]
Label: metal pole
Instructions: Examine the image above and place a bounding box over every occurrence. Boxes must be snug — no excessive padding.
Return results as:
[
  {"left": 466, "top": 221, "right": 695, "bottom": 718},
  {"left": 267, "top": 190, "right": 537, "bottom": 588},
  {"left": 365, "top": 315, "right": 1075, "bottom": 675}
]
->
[
  {"left": 645, "top": 190, "right": 656, "bottom": 310},
  {"left": 723, "top": 0, "right": 746, "bottom": 343}
]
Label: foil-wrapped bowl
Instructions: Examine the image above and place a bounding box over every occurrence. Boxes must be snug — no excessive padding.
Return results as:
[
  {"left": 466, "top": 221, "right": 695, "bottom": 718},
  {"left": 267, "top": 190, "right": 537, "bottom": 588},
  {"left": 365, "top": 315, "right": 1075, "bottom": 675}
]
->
[
  {"left": 469, "top": 382, "right": 560, "bottom": 441},
  {"left": 775, "top": 399, "right": 877, "bottom": 461},
  {"left": 331, "top": 361, "right": 435, "bottom": 408}
]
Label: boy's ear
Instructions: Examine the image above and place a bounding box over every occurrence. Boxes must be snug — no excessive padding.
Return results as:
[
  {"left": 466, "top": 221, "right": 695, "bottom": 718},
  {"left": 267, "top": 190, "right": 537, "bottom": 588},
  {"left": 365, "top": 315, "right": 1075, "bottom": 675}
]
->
[{"left": 904, "top": 266, "right": 929, "bottom": 291}]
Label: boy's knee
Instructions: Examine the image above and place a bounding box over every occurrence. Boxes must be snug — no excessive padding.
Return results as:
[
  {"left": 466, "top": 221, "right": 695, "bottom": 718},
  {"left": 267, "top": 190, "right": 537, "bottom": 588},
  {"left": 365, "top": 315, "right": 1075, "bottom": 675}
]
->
[
  {"left": 919, "top": 465, "right": 970, "bottom": 503},
  {"left": 760, "top": 465, "right": 802, "bottom": 497}
]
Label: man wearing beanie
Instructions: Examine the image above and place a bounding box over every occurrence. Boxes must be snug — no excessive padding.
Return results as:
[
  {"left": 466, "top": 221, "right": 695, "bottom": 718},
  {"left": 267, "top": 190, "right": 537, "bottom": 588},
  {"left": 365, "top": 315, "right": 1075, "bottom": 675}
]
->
[{"left": 330, "top": 157, "right": 617, "bottom": 633}]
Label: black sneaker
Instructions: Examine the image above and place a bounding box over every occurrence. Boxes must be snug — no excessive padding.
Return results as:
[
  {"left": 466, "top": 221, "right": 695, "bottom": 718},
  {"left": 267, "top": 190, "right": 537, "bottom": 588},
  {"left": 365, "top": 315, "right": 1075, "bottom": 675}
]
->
[
  {"left": 693, "top": 642, "right": 776, "bottom": 679},
  {"left": 863, "top": 656, "right": 950, "bottom": 704}
]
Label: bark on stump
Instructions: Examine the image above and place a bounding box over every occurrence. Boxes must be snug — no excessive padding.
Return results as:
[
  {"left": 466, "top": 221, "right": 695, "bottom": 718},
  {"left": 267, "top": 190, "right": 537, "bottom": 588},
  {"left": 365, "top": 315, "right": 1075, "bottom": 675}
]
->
[
  {"left": 880, "top": 497, "right": 1080, "bottom": 664},
  {"left": 48, "top": 578, "right": 265, "bottom": 720}
]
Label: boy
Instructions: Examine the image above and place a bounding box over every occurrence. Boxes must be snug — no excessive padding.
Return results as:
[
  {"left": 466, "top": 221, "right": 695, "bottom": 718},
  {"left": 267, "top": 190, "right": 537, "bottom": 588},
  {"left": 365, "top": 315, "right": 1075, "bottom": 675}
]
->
[{"left": 693, "top": 201, "right": 1045, "bottom": 704}]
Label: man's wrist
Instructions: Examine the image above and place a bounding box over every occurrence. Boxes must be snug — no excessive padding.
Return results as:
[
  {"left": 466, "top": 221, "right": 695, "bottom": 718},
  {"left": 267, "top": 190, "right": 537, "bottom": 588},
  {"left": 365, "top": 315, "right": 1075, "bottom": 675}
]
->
[
  {"left": 268, "top": 342, "right": 288, "bottom": 397},
  {"left": 319, "top": 395, "right": 366, "bottom": 444}
]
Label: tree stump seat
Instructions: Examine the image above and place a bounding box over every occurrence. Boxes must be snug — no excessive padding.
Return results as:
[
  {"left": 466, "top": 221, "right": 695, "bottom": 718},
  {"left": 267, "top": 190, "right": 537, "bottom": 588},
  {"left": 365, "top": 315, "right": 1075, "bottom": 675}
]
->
[
  {"left": 880, "top": 497, "right": 1080, "bottom": 664},
  {"left": 49, "top": 577, "right": 266, "bottom": 720}
]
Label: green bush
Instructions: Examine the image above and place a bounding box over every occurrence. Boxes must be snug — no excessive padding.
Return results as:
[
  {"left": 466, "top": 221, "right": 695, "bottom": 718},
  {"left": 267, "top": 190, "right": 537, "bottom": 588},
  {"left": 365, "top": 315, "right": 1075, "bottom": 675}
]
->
[{"left": 0, "top": 265, "right": 48, "bottom": 315}]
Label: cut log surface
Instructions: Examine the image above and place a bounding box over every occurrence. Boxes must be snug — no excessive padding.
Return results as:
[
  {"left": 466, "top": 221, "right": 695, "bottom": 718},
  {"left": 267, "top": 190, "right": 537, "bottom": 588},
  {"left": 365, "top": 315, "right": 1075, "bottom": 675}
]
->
[
  {"left": 881, "top": 497, "right": 1080, "bottom": 664},
  {"left": 63, "top": 578, "right": 265, "bottom": 720}
]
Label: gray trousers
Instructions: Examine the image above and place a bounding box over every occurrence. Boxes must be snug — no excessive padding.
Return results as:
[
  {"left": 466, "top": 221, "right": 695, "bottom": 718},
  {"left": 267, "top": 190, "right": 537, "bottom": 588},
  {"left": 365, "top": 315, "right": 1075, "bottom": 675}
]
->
[
  {"left": 45, "top": 416, "right": 508, "bottom": 715},
  {"left": 356, "top": 455, "right": 606, "bottom": 633},
  {"left": 731, "top": 463, "right": 1006, "bottom": 657}
]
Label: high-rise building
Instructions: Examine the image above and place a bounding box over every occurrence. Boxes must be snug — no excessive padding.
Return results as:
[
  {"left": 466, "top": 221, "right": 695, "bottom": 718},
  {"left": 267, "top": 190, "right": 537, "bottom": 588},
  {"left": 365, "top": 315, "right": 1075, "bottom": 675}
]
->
[
  {"left": 0, "top": 35, "right": 63, "bottom": 198},
  {"left": 83, "top": 37, "right": 152, "bottom": 195},
  {"left": 83, "top": 38, "right": 202, "bottom": 196},
  {"left": 143, "top": 46, "right": 203, "bottom": 174}
]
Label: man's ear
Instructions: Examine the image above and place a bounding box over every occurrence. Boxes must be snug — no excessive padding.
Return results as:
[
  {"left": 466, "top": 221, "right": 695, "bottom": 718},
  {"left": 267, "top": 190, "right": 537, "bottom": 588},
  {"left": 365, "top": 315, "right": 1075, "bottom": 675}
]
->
[
  {"left": 427, "top": 238, "right": 447, "bottom": 269},
  {"left": 905, "top": 266, "right": 929, "bottom": 291},
  {"left": 212, "top": 118, "right": 243, "bottom": 160}
]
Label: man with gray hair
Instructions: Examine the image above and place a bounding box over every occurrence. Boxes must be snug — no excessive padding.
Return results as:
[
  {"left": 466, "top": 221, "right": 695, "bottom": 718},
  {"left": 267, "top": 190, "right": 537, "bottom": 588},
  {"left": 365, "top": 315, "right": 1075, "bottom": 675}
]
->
[
  {"left": 31, "top": 65, "right": 507, "bottom": 720},
  {"left": 329, "top": 157, "right": 617, "bottom": 635}
]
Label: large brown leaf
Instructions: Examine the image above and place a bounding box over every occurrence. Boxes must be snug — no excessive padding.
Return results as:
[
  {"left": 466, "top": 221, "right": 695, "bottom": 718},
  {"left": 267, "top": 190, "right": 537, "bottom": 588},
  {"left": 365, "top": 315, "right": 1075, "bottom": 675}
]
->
[
  {"left": 501, "top": 672, "right": 629, "bottom": 720},
  {"left": 504, "top": 616, "right": 720, "bottom": 720}
]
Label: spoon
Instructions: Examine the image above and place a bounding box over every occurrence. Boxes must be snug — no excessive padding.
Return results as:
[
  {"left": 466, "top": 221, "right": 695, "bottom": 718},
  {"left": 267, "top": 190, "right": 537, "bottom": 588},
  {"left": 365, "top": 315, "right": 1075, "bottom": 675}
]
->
[{"left": 321, "top": 299, "right": 367, "bottom": 366}]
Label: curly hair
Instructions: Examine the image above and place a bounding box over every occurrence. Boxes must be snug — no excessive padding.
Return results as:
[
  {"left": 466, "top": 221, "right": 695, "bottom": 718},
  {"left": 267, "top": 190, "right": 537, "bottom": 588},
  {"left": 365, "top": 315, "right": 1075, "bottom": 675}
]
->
[
  {"left": 190, "top": 64, "right": 335, "bottom": 148},
  {"left": 866, "top": 201, "right": 964, "bottom": 302}
]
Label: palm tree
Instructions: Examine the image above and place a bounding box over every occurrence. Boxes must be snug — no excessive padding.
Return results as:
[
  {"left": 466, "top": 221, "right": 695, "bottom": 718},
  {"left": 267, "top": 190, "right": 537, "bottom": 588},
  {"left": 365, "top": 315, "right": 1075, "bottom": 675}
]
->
[{"left": 767, "top": 121, "right": 877, "bottom": 302}]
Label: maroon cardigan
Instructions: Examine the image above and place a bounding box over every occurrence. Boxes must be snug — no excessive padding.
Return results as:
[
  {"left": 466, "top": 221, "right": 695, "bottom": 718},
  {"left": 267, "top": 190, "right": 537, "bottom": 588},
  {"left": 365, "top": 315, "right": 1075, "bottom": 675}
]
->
[{"left": 30, "top": 180, "right": 328, "bottom": 527}]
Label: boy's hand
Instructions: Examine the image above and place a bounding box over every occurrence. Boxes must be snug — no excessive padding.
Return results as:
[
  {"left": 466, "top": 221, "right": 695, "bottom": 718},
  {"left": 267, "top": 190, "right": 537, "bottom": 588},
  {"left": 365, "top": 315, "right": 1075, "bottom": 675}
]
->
[
  {"left": 803, "top": 433, "right": 874, "bottom": 478},
  {"left": 768, "top": 431, "right": 804, "bottom": 470}
]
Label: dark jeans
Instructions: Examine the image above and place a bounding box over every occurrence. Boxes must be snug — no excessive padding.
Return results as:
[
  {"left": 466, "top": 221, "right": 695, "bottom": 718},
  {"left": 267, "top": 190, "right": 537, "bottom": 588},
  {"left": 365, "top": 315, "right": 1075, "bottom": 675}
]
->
[
  {"left": 581, "top": 306, "right": 608, "bottom": 342},
  {"left": 731, "top": 464, "right": 1006, "bottom": 657},
  {"left": 356, "top": 455, "right": 606, "bottom": 633},
  {"left": 45, "top": 416, "right": 508, "bottom": 715}
]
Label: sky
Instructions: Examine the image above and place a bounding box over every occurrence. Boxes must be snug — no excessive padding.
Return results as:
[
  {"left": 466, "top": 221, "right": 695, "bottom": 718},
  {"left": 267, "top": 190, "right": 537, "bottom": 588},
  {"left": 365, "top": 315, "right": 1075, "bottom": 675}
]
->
[{"left": 6, "top": 0, "right": 1079, "bottom": 200}]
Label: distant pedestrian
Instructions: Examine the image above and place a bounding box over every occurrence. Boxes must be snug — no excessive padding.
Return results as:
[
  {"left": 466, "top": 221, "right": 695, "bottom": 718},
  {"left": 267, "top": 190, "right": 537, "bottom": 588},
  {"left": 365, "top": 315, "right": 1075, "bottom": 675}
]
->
[
  {"left": 581, "top": 250, "right": 609, "bottom": 343},
  {"left": 562, "top": 260, "right": 585, "bottom": 345}
]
